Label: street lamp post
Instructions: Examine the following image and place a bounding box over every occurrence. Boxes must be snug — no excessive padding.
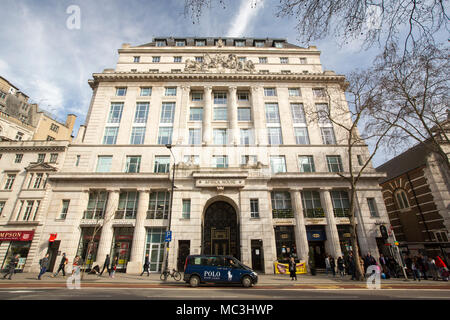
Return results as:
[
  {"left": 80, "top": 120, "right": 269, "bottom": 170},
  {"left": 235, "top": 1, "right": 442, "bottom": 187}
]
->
[{"left": 161, "top": 144, "right": 176, "bottom": 275}]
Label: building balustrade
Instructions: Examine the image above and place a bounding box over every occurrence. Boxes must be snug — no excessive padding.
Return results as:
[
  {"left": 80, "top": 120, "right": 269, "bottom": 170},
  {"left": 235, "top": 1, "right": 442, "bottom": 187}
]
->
[
  {"left": 114, "top": 209, "right": 137, "bottom": 220},
  {"left": 83, "top": 209, "right": 105, "bottom": 220},
  {"left": 146, "top": 210, "right": 169, "bottom": 220},
  {"left": 333, "top": 208, "right": 350, "bottom": 217},
  {"left": 303, "top": 208, "right": 325, "bottom": 218},
  {"left": 272, "top": 209, "right": 294, "bottom": 219}
]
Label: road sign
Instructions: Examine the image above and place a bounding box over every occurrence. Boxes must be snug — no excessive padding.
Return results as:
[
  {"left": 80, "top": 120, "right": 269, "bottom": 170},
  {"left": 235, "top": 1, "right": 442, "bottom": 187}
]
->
[{"left": 165, "top": 231, "right": 172, "bottom": 242}]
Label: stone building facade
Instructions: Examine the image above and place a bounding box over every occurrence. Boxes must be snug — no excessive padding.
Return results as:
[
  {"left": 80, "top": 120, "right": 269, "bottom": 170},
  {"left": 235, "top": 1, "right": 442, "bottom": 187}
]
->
[{"left": 21, "top": 37, "right": 390, "bottom": 274}]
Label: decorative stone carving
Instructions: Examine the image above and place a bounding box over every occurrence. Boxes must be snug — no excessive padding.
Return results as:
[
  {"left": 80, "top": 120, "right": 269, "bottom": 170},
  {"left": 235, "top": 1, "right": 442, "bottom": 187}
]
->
[{"left": 184, "top": 53, "right": 255, "bottom": 73}]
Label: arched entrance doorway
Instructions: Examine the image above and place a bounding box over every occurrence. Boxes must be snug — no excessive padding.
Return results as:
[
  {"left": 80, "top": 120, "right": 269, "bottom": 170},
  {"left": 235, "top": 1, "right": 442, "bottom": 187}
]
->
[{"left": 202, "top": 201, "right": 240, "bottom": 259}]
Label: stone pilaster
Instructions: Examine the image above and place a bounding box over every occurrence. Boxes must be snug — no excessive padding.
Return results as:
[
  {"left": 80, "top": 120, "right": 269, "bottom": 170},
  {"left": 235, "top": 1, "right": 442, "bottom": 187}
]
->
[
  {"left": 251, "top": 86, "right": 264, "bottom": 145},
  {"left": 175, "top": 85, "right": 190, "bottom": 144},
  {"left": 228, "top": 86, "right": 239, "bottom": 145},
  {"left": 202, "top": 86, "right": 212, "bottom": 144}
]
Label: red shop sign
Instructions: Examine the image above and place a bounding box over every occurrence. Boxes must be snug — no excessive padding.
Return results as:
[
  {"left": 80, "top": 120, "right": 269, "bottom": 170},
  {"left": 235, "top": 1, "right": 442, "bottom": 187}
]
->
[{"left": 0, "top": 230, "right": 35, "bottom": 242}]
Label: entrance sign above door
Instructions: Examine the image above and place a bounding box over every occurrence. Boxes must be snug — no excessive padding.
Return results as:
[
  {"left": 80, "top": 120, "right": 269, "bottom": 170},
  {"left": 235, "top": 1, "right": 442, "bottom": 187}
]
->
[{"left": 196, "top": 179, "right": 245, "bottom": 188}]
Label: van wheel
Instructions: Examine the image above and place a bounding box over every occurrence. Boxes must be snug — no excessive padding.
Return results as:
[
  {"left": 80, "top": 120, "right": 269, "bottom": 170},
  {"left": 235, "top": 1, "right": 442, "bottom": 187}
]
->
[
  {"left": 189, "top": 275, "right": 200, "bottom": 288},
  {"left": 241, "top": 275, "right": 252, "bottom": 288}
]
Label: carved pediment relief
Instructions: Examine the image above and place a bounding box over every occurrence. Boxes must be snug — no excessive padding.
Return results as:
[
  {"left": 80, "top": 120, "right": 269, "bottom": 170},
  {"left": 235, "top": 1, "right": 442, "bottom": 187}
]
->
[
  {"left": 184, "top": 53, "right": 255, "bottom": 73},
  {"left": 25, "top": 162, "right": 57, "bottom": 172}
]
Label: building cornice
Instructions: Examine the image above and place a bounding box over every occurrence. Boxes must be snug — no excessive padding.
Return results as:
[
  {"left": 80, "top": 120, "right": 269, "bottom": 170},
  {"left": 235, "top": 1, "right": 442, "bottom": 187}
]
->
[{"left": 118, "top": 47, "right": 321, "bottom": 55}]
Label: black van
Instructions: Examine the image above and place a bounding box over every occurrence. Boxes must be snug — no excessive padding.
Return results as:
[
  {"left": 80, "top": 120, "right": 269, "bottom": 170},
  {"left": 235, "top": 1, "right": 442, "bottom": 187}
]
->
[{"left": 183, "top": 255, "right": 258, "bottom": 287}]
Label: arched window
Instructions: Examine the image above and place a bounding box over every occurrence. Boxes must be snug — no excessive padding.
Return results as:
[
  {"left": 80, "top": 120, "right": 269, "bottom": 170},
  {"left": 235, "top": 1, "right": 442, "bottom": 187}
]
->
[{"left": 394, "top": 189, "right": 410, "bottom": 210}]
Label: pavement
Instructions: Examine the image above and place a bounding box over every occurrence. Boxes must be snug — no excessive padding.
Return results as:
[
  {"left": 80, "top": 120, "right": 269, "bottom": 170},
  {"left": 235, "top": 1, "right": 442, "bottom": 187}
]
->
[{"left": 1, "top": 271, "right": 450, "bottom": 289}]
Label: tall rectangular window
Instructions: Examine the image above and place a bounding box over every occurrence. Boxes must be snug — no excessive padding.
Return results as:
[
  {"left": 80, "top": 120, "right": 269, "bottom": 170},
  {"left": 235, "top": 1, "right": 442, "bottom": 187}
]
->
[
  {"left": 96, "top": 156, "right": 113, "bottom": 172},
  {"left": 59, "top": 200, "right": 70, "bottom": 220},
  {"left": 0, "top": 201, "right": 6, "bottom": 216},
  {"left": 116, "top": 87, "right": 127, "bottom": 96},
  {"left": 213, "top": 129, "right": 228, "bottom": 145},
  {"left": 125, "top": 156, "right": 141, "bottom": 173},
  {"left": 134, "top": 102, "right": 149, "bottom": 123},
  {"left": 147, "top": 192, "right": 170, "bottom": 219},
  {"left": 188, "top": 128, "right": 202, "bottom": 145},
  {"left": 301, "top": 191, "right": 324, "bottom": 218},
  {"left": 134, "top": 56, "right": 140, "bottom": 63},
  {"left": 214, "top": 106, "right": 227, "bottom": 121},
  {"left": 165, "top": 87, "right": 177, "bottom": 96},
  {"left": 4, "top": 174, "right": 16, "bottom": 190},
  {"left": 160, "top": 102, "right": 175, "bottom": 123},
  {"left": 108, "top": 103, "right": 124, "bottom": 123},
  {"left": 367, "top": 198, "right": 379, "bottom": 217},
  {"left": 15, "top": 154, "right": 23, "bottom": 163},
  {"left": 140, "top": 87, "right": 152, "bottom": 96},
  {"left": 130, "top": 127, "right": 146, "bottom": 144},
  {"left": 213, "top": 156, "right": 228, "bottom": 168},
  {"left": 157, "top": 127, "right": 172, "bottom": 145},
  {"left": 271, "top": 192, "right": 292, "bottom": 218},
  {"left": 270, "top": 156, "right": 287, "bottom": 174},
  {"left": 331, "top": 191, "right": 350, "bottom": 217},
  {"left": 213, "top": 92, "right": 227, "bottom": 104},
  {"left": 189, "top": 107, "right": 203, "bottom": 121},
  {"left": 327, "top": 155, "right": 343, "bottom": 173},
  {"left": 85, "top": 191, "right": 108, "bottom": 219},
  {"left": 240, "top": 129, "right": 253, "bottom": 145},
  {"left": 103, "top": 127, "right": 118, "bottom": 145},
  {"left": 291, "top": 103, "right": 306, "bottom": 124},
  {"left": 250, "top": 199, "right": 259, "bottom": 218},
  {"left": 182, "top": 199, "right": 191, "bottom": 219},
  {"left": 298, "top": 156, "right": 315, "bottom": 173},
  {"left": 264, "top": 88, "right": 277, "bottom": 96},
  {"left": 294, "top": 127, "right": 310, "bottom": 144},
  {"left": 154, "top": 156, "right": 170, "bottom": 173},
  {"left": 238, "top": 108, "right": 251, "bottom": 121},
  {"left": 321, "top": 127, "right": 336, "bottom": 145},
  {"left": 33, "top": 173, "right": 43, "bottom": 189},
  {"left": 50, "top": 153, "right": 58, "bottom": 163},
  {"left": 267, "top": 127, "right": 283, "bottom": 145},
  {"left": 265, "top": 103, "right": 280, "bottom": 123},
  {"left": 316, "top": 103, "right": 331, "bottom": 124},
  {"left": 23, "top": 200, "right": 34, "bottom": 221},
  {"left": 37, "top": 154, "right": 46, "bottom": 163}
]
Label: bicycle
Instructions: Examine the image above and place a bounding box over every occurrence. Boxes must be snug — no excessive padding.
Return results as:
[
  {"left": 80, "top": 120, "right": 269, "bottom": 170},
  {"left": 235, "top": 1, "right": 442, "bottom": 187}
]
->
[{"left": 160, "top": 268, "right": 181, "bottom": 281}]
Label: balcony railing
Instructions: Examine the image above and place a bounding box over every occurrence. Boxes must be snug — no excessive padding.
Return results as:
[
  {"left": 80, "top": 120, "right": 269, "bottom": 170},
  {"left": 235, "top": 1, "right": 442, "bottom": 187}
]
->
[
  {"left": 303, "top": 208, "right": 325, "bottom": 218},
  {"left": 146, "top": 210, "right": 169, "bottom": 220},
  {"left": 272, "top": 209, "right": 294, "bottom": 219},
  {"left": 83, "top": 209, "right": 105, "bottom": 220},
  {"left": 114, "top": 209, "right": 137, "bottom": 220},
  {"left": 334, "top": 208, "right": 350, "bottom": 218}
]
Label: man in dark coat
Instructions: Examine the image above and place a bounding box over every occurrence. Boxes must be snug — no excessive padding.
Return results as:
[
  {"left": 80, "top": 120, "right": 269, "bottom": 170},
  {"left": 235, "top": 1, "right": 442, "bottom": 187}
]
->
[
  {"left": 99, "top": 254, "right": 110, "bottom": 277},
  {"left": 348, "top": 252, "right": 356, "bottom": 280},
  {"left": 3, "top": 254, "right": 19, "bottom": 280},
  {"left": 140, "top": 254, "right": 150, "bottom": 276},
  {"left": 53, "top": 253, "right": 68, "bottom": 277},
  {"left": 37, "top": 253, "right": 49, "bottom": 280}
]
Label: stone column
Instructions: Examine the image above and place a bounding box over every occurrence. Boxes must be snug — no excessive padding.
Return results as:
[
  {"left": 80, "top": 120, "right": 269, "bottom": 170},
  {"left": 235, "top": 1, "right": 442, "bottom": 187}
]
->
[
  {"left": 94, "top": 189, "right": 120, "bottom": 266},
  {"left": 250, "top": 86, "right": 264, "bottom": 145},
  {"left": 321, "top": 189, "right": 342, "bottom": 258},
  {"left": 127, "top": 189, "right": 150, "bottom": 273},
  {"left": 176, "top": 86, "right": 190, "bottom": 144},
  {"left": 202, "top": 86, "right": 212, "bottom": 145},
  {"left": 290, "top": 189, "right": 309, "bottom": 262},
  {"left": 228, "top": 86, "right": 239, "bottom": 145}
]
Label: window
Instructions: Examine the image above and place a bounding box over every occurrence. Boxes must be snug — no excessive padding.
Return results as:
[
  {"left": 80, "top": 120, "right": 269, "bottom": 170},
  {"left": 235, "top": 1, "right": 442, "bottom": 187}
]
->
[
  {"left": 434, "top": 231, "right": 448, "bottom": 242},
  {"left": 291, "top": 103, "right": 306, "bottom": 124},
  {"left": 301, "top": 191, "right": 324, "bottom": 218},
  {"left": 313, "top": 88, "right": 326, "bottom": 98},
  {"left": 49, "top": 153, "right": 58, "bottom": 163},
  {"left": 214, "top": 92, "right": 227, "bottom": 104},
  {"left": 235, "top": 40, "right": 245, "bottom": 47},
  {"left": 174, "top": 56, "right": 182, "bottom": 63},
  {"left": 268, "top": 127, "right": 283, "bottom": 145},
  {"left": 195, "top": 40, "right": 206, "bottom": 46},
  {"left": 152, "top": 56, "right": 161, "bottom": 63},
  {"left": 154, "top": 156, "right": 170, "bottom": 173},
  {"left": 134, "top": 102, "right": 149, "bottom": 123},
  {"left": 357, "top": 155, "right": 364, "bottom": 166},
  {"left": 213, "top": 129, "right": 228, "bottom": 145},
  {"left": 265, "top": 103, "right": 280, "bottom": 123},
  {"left": 160, "top": 102, "right": 175, "bottom": 123},
  {"left": 183, "top": 155, "right": 200, "bottom": 165},
  {"left": 250, "top": 199, "right": 259, "bottom": 218},
  {"left": 96, "top": 156, "right": 113, "bottom": 172},
  {"left": 298, "top": 156, "right": 315, "bottom": 173},
  {"left": 394, "top": 189, "right": 410, "bottom": 210},
  {"left": 140, "top": 87, "right": 152, "bottom": 96},
  {"left": 237, "top": 91, "right": 249, "bottom": 101},
  {"left": 15, "top": 132, "right": 24, "bottom": 141},
  {"left": 125, "top": 156, "right": 141, "bottom": 173},
  {"left": 264, "top": 88, "right": 276, "bottom": 96},
  {"left": 259, "top": 57, "right": 268, "bottom": 64},
  {"left": 331, "top": 191, "right": 350, "bottom": 217},
  {"left": 238, "top": 57, "right": 246, "bottom": 63},
  {"left": 157, "top": 127, "right": 173, "bottom": 145},
  {"left": 299, "top": 58, "right": 307, "bottom": 64},
  {"left": 4, "top": 174, "right": 16, "bottom": 190},
  {"left": 213, "top": 156, "right": 228, "bottom": 168},
  {"left": 327, "top": 155, "right": 343, "bottom": 173},
  {"left": 85, "top": 191, "right": 108, "bottom": 219},
  {"left": 15, "top": 154, "right": 23, "bottom": 163},
  {"left": 241, "top": 155, "right": 257, "bottom": 165},
  {"left": 321, "top": 127, "right": 336, "bottom": 145},
  {"left": 280, "top": 57, "right": 289, "bottom": 64},
  {"left": 271, "top": 192, "right": 293, "bottom": 218},
  {"left": 59, "top": 200, "right": 70, "bottom": 220},
  {"left": 165, "top": 87, "right": 177, "bottom": 96},
  {"left": 191, "top": 92, "right": 203, "bottom": 101},
  {"left": 117, "top": 191, "right": 138, "bottom": 219},
  {"left": 273, "top": 41, "right": 284, "bottom": 48},
  {"left": 195, "top": 56, "right": 203, "bottom": 63},
  {"left": 288, "top": 88, "right": 301, "bottom": 97},
  {"left": 294, "top": 127, "right": 310, "bottom": 145},
  {"left": 103, "top": 127, "right": 118, "bottom": 145},
  {"left": 214, "top": 107, "right": 227, "bottom": 121},
  {"left": 23, "top": 200, "right": 35, "bottom": 221},
  {"left": 46, "top": 135, "right": 55, "bottom": 141},
  {"left": 37, "top": 154, "right": 45, "bottom": 163},
  {"left": 270, "top": 156, "right": 287, "bottom": 174},
  {"left": 75, "top": 155, "right": 80, "bottom": 167},
  {"left": 316, "top": 104, "right": 331, "bottom": 124},
  {"left": 50, "top": 123, "right": 59, "bottom": 133},
  {"left": 189, "top": 107, "right": 203, "bottom": 121},
  {"left": 156, "top": 40, "right": 166, "bottom": 47},
  {"left": 116, "top": 87, "right": 127, "bottom": 96},
  {"left": 0, "top": 201, "right": 5, "bottom": 216},
  {"left": 182, "top": 199, "right": 191, "bottom": 219},
  {"left": 367, "top": 198, "right": 379, "bottom": 217},
  {"left": 238, "top": 108, "right": 251, "bottom": 121},
  {"left": 240, "top": 129, "right": 253, "bottom": 145},
  {"left": 108, "top": 103, "right": 124, "bottom": 123},
  {"left": 188, "top": 128, "right": 202, "bottom": 145},
  {"left": 134, "top": 56, "right": 140, "bottom": 63},
  {"left": 175, "top": 40, "right": 186, "bottom": 46},
  {"left": 147, "top": 192, "right": 170, "bottom": 219},
  {"left": 130, "top": 127, "right": 146, "bottom": 144}
]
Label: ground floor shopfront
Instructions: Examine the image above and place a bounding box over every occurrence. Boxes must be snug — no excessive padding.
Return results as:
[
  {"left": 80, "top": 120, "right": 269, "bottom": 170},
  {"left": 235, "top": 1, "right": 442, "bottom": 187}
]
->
[{"left": 0, "top": 230, "right": 35, "bottom": 272}]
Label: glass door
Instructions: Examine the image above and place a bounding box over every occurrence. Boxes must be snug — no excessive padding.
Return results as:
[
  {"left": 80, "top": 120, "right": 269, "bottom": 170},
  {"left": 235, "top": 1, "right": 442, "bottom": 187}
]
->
[{"left": 149, "top": 243, "right": 164, "bottom": 272}]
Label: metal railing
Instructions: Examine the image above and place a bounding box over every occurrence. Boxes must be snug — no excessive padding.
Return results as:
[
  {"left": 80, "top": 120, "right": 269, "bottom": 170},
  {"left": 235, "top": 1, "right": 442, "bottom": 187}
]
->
[
  {"left": 83, "top": 209, "right": 104, "bottom": 220},
  {"left": 114, "top": 209, "right": 137, "bottom": 220},
  {"left": 333, "top": 208, "right": 350, "bottom": 217},
  {"left": 303, "top": 208, "right": 325, "bottom": 218},
  {"left": 272, "top": 209, "right": 294, "bottom": 219},
  {"left": 146, "top": 210, "right": 169, "bottom": 219}
]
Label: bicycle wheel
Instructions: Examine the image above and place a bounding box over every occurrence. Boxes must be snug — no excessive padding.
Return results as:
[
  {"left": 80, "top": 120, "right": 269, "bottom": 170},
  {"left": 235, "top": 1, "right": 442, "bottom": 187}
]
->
[
  {"left": 173, "top": 271, "right": 181, "bottom": 281},
  {"left": 160, "top": 272, "right": 168, "bottom": 281}
]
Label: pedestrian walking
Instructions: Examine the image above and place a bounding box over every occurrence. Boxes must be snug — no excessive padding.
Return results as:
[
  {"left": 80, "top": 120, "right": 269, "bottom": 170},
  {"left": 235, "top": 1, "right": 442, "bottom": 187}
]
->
[
  {"left": 325, "top": 255, "right": 331, "bottom": 276},
  {"left": 329, "top": 256, "right": 336, "bottom": 277},
  {"left": 140, "top": 254, "right": 150, "bottom": 276},
  {"left": 110, "top": 256, "right": 118, "bottom": 278},
  {"left": 37, "top": 253, "right": 49, "bottom": 280},
  {"left": 337, "top": 256, "right": 345, "bottom": 277},
  {"left": 411, "top": 257, "right": 421, "bottom": 281},
  {"left": 53, "top": 253, "right": 68, "bottom": 277},
  {"left": 71, "top": 255, "right": 81, "bottom": 276},
  {"left": 417, "top": 254, "right": 428, "bottom": 280},
  {"left": 99, "top": 254, "right": 110, "bottom": 277},
  {"left": 348, "top": 252, "right": 356, "bottom": 280},
  {"left": 3, "top": 254, "right": 19, "bottom": 280},
  {"left": 427, "top": 257, "right": 439, "bottom": 281},
  {"left": 288, "top": 257, "right": 297, "bottom": 281}
]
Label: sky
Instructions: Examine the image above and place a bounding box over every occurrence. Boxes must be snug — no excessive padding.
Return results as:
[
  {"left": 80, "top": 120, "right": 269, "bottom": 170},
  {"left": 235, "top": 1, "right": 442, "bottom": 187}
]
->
[{"left": 0, "top": 0, "right": 390, "bottom": 164}]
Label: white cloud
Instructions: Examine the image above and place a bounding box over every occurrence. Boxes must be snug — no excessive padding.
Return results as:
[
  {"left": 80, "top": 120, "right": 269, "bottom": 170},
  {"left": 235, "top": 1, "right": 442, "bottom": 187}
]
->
[{"left": 227, "top": 0, "right": 264, "bottom": 37}]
